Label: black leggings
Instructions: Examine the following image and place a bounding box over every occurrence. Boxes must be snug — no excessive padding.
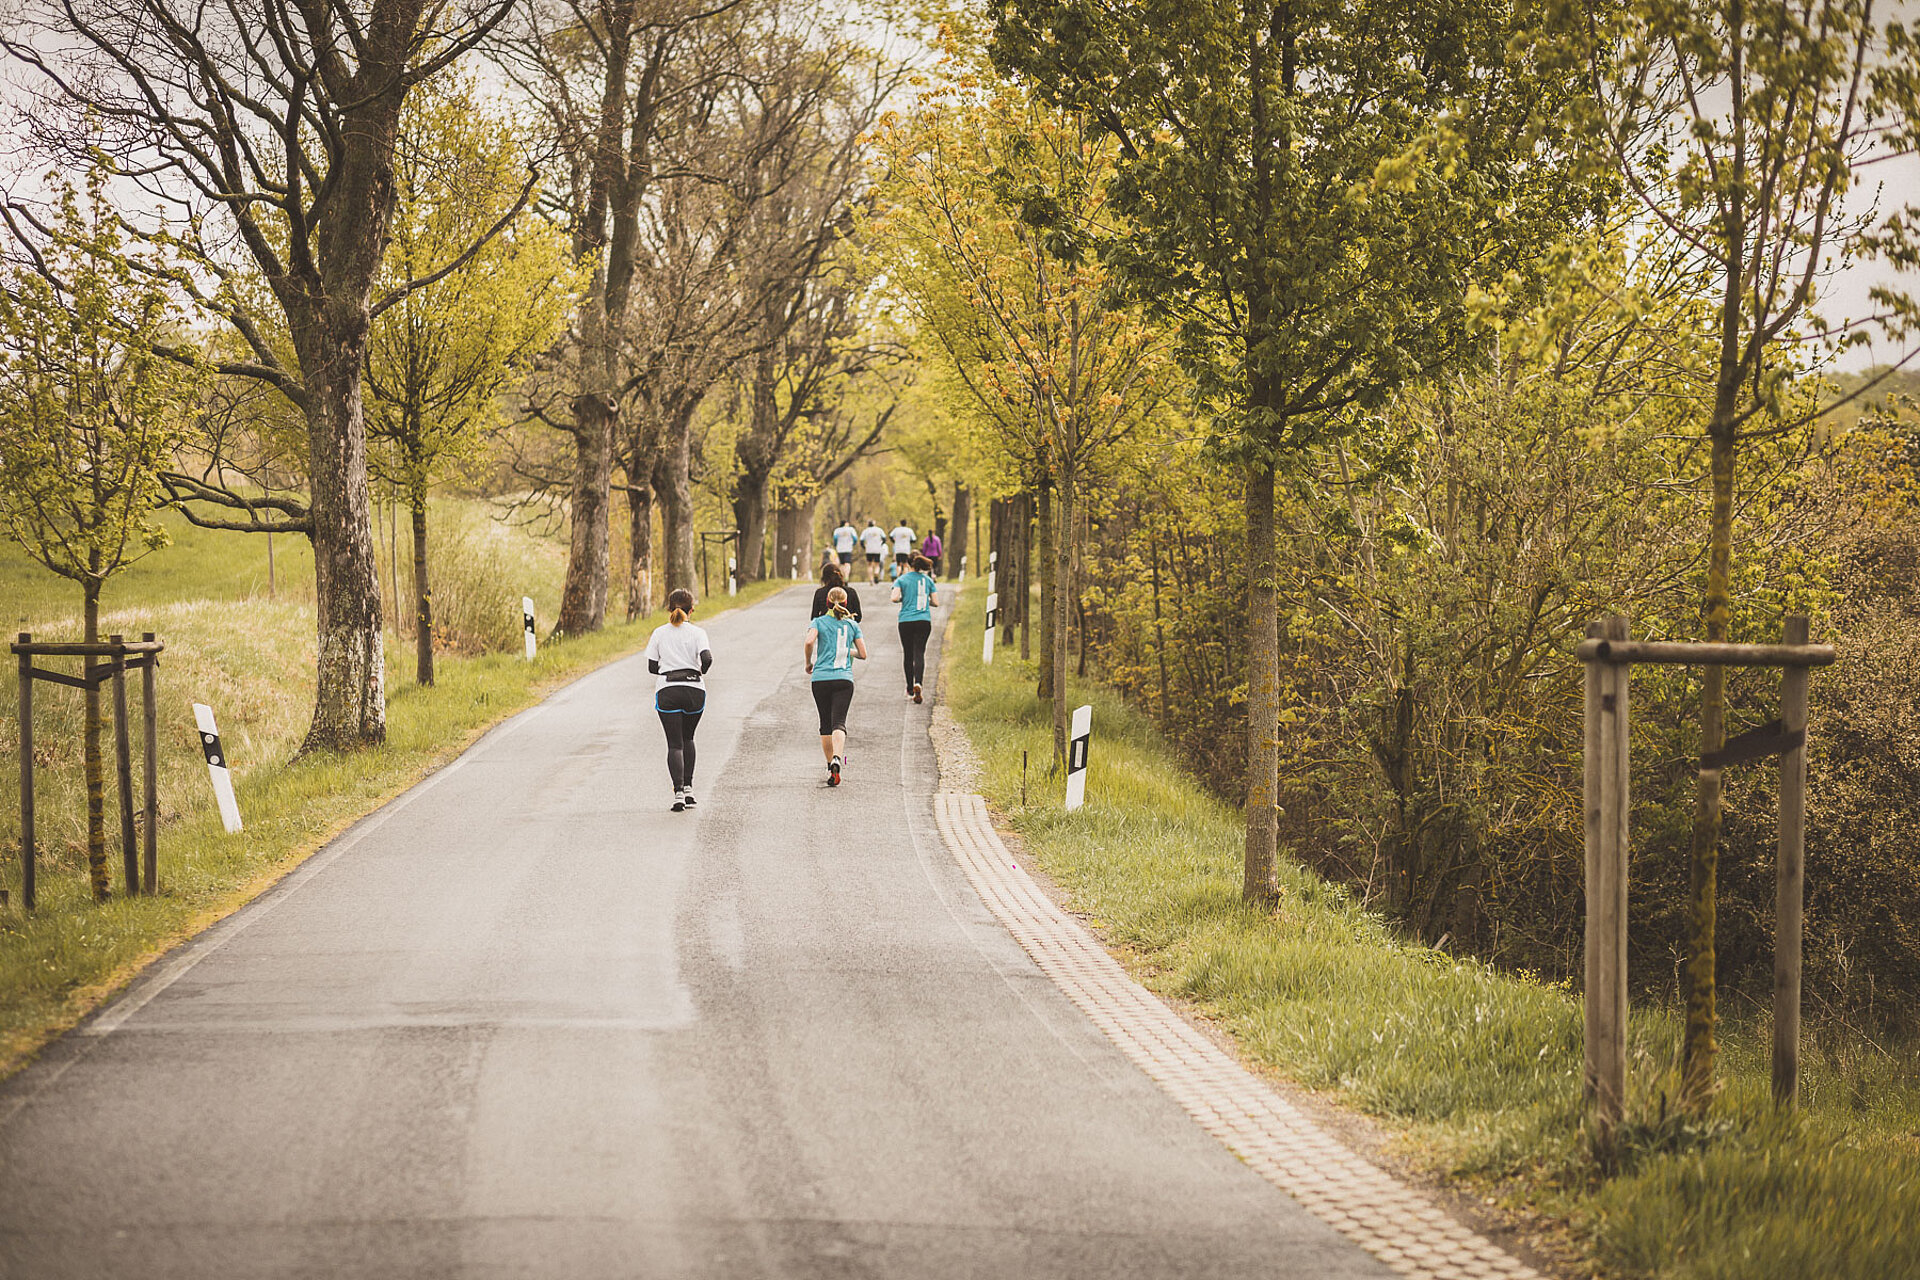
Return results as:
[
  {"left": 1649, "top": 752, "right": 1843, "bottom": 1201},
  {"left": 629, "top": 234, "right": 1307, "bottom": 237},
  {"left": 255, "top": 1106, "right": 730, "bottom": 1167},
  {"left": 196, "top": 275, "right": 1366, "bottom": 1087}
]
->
[
  {"left": 899, "top": 619, "right": 931, "bottom": 691},
  {"left": 656, "top": 685, "right": 706, "bottom": 789},
  {"left": 812, "top": 679, "right": 854, "bottom": 735}
]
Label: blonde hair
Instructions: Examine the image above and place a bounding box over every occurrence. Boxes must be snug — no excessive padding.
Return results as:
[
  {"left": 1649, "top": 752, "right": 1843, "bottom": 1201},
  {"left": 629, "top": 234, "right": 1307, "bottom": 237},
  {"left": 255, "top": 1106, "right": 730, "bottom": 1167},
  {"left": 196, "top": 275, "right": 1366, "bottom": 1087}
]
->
[
  {"left": 826, "top": 585, "right": 851, "bottom": 621},
  {"left": 668, "top": 588, "right": 695, "bottom": 625}
]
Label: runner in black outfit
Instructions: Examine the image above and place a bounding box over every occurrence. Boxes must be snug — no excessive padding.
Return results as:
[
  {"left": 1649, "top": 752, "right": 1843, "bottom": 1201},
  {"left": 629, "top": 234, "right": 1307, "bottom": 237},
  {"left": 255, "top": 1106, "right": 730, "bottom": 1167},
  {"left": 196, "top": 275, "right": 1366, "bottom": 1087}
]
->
[{"left": 809, "top": 560, "right": 863, "bottom": 621}]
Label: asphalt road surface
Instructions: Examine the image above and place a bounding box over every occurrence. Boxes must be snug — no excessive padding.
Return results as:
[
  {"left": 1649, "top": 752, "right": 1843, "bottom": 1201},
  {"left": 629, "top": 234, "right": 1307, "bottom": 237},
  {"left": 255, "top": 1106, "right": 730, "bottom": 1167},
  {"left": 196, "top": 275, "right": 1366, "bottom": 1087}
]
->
[{"left": 0, "top": 585, "right": 1391, "bottom": 1279}]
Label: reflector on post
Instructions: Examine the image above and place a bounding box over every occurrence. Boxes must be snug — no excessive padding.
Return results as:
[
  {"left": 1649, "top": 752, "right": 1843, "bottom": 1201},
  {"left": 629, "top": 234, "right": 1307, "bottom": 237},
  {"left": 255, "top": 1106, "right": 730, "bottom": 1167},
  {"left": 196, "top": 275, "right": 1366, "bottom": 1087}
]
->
[
  {"left": 193, "top": 702, "right": 243, "bottom": 834},
  {"left": 1065, "top": 704, "right": 1092, "bottom": 812},
  {"left": 523, "top": 597, "right": 537, "bottom": 661},
  {"left": 983, "top": 592, "right": 999, "bottom": 665}
]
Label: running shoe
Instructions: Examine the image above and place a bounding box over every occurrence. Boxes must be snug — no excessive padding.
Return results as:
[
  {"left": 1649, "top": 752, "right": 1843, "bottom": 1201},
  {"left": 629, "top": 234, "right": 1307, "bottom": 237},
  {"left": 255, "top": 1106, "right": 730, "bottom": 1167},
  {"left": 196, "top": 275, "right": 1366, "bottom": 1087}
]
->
[
  {"left": 828, "top": 756, "right": 842, "bottom": 786},
  {"left": 682, "top": 788, "right": 698, "bottom": 809},
  {"left": 912, "top": 683, "right": 923, "bottom": 704},
  {"left": 671, "top": 790, "right": 686, "bottom": 812}
]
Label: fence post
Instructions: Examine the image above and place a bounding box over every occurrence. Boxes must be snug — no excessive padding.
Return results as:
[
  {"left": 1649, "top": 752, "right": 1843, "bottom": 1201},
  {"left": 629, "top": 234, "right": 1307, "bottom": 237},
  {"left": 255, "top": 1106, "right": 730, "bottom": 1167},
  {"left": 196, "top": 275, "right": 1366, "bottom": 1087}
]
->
[
  {"left": 1583, "top": 615, "right": 1630, "bottom": 1156},
  {"left": 141, "top": 632, "right": 158, "bottom": 895},
  {"left": 16, "top": 634, "right": 33, "bottom": 911},
  {"left": 110, "top": 636, "right": 139, "bottom": 898},
  {"left": 1774, "top": 614, "right": 1811, "bottom": 1107}
]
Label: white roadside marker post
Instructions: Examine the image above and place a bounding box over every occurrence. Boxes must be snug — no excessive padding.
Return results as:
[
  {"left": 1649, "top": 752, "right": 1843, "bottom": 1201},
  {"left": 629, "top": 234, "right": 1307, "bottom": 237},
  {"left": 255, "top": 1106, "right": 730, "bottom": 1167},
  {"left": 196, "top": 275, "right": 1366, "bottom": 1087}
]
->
[
  {"left": 958, "top": 553, "right": 967, "bottom": 582},
  {"left": 193, "top": 703, "right": 243, "bottom": 834},
  {"left": 728, "top": 555, "right": 738, "bottom": 597},
  {"left": 1065, "top": 704, "right": 1093, "bottom": 812},
  {"left": 522, "top": 597, "right": 538, "bottom": 661},
  {"left": 987, "top": 549, "right": 997, "bottom": 594},
  {"left": 791, "top": 552, "right": 799, "bottom": 580},
  {"left": 983, "top": 592, "right": 999, "bottom": 665}
]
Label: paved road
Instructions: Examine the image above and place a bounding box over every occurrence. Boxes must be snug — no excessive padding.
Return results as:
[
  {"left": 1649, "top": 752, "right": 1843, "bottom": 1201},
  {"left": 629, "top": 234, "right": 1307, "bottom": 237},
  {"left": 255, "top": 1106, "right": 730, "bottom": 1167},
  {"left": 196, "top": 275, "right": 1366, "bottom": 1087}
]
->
[{"left": 0, "top": 585, "right": 1390, "bottom": 1279}]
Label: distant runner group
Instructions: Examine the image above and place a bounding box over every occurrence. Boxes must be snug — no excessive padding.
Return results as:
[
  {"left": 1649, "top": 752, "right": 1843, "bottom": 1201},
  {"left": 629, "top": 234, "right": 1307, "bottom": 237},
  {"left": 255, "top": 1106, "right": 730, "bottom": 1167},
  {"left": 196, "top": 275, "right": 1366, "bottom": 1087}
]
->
[
  {"left": 829, "top": 515, "right": 941, "bottom": 583},
  {"left": 642, "top": 520, "right": 944, "bottom": 805}
]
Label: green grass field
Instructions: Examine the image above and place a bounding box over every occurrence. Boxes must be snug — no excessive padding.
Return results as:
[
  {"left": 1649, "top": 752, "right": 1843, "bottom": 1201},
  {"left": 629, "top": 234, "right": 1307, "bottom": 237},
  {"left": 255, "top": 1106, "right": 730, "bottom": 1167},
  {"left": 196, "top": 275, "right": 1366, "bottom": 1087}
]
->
[
  {"left": 943, "top": 592, "right": 1920, "bottom": 1279},
  {"left": 0, "top": 505, "right": 783, "bottom": 1076}
]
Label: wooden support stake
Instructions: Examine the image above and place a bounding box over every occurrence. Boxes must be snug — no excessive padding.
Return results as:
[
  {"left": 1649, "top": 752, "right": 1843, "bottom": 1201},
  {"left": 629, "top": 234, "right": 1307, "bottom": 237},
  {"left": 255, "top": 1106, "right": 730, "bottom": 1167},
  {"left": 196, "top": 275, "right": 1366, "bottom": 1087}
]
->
[
  {"left": 141, "top": 632, "right": 158, "bottom": 895},
  {"left": 1583, "top": 616, "right": 1631, "bottom": 1155},
  {"left": 110, "top": 636, "right": 138, "bottom": 898},
  {"left": 1774, "top": 615, "right": 1811, "bottom": 1107},
  {"left": 16, "top": 634, "right": 33, "bottom": 912}
]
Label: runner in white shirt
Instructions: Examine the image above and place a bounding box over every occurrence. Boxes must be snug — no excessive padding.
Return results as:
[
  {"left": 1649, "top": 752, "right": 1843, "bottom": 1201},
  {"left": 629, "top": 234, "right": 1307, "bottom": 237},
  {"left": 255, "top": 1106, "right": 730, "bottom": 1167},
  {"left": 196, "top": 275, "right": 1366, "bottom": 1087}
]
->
[
  {"left": 831, "top": 520, "right": 858, "bottom": 567},
  {"left": 643, "top": 588, "right": 713, "bottom": 812},
  {"left": 859, "top": 520, "right": 887, "bottom": 583},
  {"left": 889, "top": 519, "right": 915, "bottom": 580}
]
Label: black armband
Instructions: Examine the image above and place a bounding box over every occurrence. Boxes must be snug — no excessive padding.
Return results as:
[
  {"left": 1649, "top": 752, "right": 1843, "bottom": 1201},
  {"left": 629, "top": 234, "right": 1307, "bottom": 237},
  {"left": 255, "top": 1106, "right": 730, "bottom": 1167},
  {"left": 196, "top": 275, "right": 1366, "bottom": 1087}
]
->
[{"left": 699, "top": 651, "right": 713, "bottom": 673}]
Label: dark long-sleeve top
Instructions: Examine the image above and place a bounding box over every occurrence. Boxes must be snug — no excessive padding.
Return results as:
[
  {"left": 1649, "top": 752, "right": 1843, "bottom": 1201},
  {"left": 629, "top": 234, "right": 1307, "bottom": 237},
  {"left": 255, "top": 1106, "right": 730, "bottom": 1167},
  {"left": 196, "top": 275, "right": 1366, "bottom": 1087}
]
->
[{"left": 809, "top": 585, "right": 862, "bottom": 621}]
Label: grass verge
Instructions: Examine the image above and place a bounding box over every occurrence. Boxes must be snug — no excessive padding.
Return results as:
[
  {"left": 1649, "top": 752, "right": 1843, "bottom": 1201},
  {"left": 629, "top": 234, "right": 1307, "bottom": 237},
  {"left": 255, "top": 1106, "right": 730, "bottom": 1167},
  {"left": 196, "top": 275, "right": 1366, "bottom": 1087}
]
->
[
  {"left": 942, "top": 589, "right": 1920, "bottom": 1280},
  {"left": 1, "top": 573, "right": 787, "bottom": 1079}
]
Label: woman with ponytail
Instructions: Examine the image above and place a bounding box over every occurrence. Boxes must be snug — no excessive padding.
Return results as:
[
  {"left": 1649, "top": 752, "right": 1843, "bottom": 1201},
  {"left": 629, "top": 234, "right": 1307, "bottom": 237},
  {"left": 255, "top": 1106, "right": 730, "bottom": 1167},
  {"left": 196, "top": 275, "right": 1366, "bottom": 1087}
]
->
[
  {"left": 804, "top": 586, "right": 867, "bottom": 786},
  {"left": 890, "top": 553, "right": 940, "bottom": 703},
  {"left": 644, "top": 589, "right": 712, "bottom": 811}
]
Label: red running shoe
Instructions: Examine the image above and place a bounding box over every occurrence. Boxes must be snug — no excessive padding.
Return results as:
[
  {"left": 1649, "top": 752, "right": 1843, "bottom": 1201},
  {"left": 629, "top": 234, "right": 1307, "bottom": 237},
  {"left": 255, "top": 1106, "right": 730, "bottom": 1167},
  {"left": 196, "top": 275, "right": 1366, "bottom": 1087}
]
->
[{"left": 828, "top": 756, "right": 842, "bottom": 786}]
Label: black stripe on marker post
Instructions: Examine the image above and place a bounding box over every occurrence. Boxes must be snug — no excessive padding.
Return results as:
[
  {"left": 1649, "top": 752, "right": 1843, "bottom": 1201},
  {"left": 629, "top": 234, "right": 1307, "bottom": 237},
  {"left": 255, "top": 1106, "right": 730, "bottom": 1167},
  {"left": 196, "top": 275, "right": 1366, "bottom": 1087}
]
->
[{"left": 200, "top": 730, "right": 226, "bottom": 768}]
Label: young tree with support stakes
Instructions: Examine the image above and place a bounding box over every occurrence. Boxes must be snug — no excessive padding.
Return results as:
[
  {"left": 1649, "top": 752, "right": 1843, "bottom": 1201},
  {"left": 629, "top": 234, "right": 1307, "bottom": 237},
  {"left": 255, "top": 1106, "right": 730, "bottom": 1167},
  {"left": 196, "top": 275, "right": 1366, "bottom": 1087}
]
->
[
  {"left": 1565, "top": 0, "right": 1920, "bottom": 1111},
  {"left": 0, "top": 173, "right": 206, "bottom": 900},
  {"left": 989, "top": 0, "right": 1588, "bottom": 903},
  {"left": 2, "top": 0, "right": 521, "bottom": 754},
  {"left": 365, "top": 77, "right": 578, "bottom": 686}
]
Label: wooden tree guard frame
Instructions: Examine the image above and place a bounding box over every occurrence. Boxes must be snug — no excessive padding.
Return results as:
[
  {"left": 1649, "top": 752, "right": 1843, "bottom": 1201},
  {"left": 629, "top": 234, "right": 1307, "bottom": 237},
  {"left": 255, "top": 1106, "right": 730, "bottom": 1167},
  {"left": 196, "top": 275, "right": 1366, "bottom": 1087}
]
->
[
  {"left": 1576, "top": 615, "right": 1834, "bottom": 1152},
  {"left": 11, "top": 631, "right": 165, "bottom": 911}
]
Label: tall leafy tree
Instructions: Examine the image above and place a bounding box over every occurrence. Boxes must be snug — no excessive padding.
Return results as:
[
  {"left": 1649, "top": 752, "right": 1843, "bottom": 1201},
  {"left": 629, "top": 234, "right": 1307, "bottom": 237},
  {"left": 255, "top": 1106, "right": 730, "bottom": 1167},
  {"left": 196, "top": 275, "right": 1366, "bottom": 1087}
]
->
[
  {"left": 366, "top": 77, "right": 577, "bottom": 686},
  {"left": 1567, "top": 0, "right": 1920, "bottom": 1108},
  {"left": 3, "top": 0, "right": 518, "bottom": 752},
  {"left": 0, "top": 172, "right": 206, "bottom": 898},
  {"left": 872, "top": 42, "right": 1170, "bottom": 766},
  {"left": 990, "top": 0, "right": 1586, "bottom": 902}
]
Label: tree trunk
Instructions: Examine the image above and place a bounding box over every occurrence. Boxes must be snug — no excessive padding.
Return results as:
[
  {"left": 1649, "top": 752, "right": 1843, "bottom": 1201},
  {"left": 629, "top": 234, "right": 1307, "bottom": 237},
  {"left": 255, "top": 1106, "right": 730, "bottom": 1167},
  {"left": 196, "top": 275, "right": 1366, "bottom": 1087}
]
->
[
  {"left": 1683, "top": 424, "right": 1738, "bottom": 1108},
  {"left": 772, "top": 504, "right": 799, "bottom": 580},
  {"left": 1244, "top": 457, "right": 1280, "bottom": 906},
  {"left": 658, "top": 403, "right": 698, "bottom": 597},
  {"left": 558, "top": 395, "right": 614, "bottom": 635},
  {"left": 1049, "top": 474, "right": 1073, "bottom": 770},
  {"left": 948, "top": 483, "right": 971, "bottom": 580},
  {"left": 625, "top": 481, "right": 655, "bottom": 621},
  {"left": 1037, "top": 474, "right": 1055, "bottom": 705},
  {"left": 297, "top": 319, "right": 386, "bottom": 753},
  {"left": 409, "top": 486, "right": 434, "bottom": 687},
  {"left": 82, "top": 576, "right": 108, "bottom": 901},
  {"left": 733, "top": 470, "right": 770, "bottom": 584},
  {"left": 1017, "top": 492, "right": 1032, "bottom": 662},
  {"left": 774, "top": 498, "right": 817, "bottom": 580}
]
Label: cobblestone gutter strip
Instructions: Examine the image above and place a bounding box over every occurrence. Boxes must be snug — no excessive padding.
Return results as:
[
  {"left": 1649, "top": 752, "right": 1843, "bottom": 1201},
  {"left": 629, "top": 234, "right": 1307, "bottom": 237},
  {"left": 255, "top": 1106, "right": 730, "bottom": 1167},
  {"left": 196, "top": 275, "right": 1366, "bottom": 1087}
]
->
[{"left": 932, "top": 787, "right": 1543, "bottom": 1280}]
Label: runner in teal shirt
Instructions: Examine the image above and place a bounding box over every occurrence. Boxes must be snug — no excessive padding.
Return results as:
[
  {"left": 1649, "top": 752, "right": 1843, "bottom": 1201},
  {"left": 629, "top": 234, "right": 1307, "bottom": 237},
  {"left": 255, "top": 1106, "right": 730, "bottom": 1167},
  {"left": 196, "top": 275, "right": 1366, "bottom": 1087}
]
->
[
  {"left": 805, "top": 587, "right": 867, "bottom": 785},
  {"left": 890, "top": 554, "right": 940, "bottom": 703}
]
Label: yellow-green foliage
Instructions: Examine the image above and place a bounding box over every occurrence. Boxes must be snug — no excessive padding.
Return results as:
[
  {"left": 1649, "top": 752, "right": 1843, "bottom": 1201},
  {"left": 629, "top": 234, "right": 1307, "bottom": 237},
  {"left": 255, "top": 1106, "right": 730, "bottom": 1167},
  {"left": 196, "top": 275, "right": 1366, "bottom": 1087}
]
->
[{"left": 945, "top": 587, "right": 1920, "bottom": 1280}]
